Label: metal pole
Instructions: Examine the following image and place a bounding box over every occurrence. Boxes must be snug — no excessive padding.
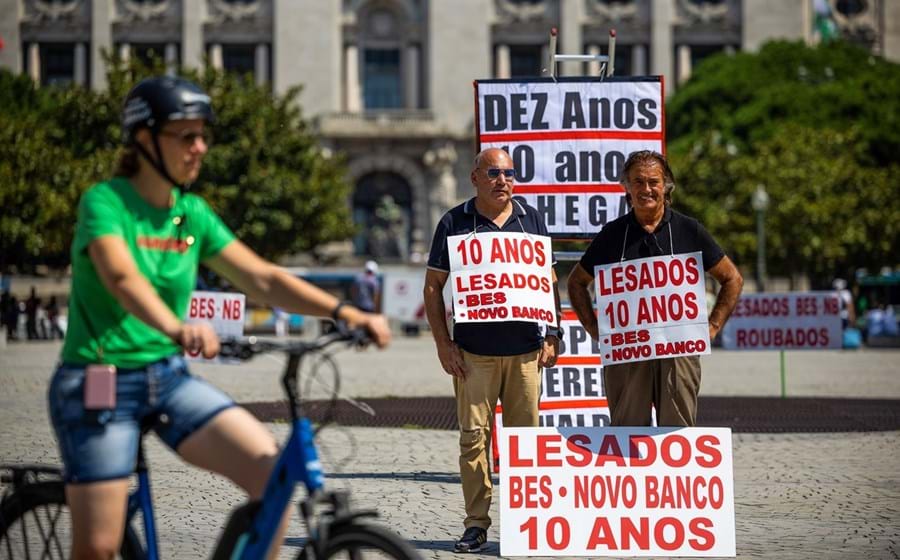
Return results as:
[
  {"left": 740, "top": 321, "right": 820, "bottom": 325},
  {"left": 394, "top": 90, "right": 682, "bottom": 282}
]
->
[
  {"left": 756, "top": 208, "right": 766, "bottom": 292},
  {"left": 780, "top": 350, "right": 786, "bottom": 398}
]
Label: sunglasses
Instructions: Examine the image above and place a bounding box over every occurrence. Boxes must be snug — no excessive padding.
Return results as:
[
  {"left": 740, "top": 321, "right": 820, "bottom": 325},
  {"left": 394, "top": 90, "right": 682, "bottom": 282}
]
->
[
  {"left": 158, "top": 129, "right": 211, "bottom": 147},
  {"left": 485, "top": 168, "right": 516, "bottom": 179}
]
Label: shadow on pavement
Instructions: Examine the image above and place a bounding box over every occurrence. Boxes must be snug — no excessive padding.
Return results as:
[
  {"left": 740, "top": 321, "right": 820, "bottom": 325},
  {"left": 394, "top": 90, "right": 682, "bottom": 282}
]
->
[{"left": 243, "top": 396, "right": 900, "bottom": 433}]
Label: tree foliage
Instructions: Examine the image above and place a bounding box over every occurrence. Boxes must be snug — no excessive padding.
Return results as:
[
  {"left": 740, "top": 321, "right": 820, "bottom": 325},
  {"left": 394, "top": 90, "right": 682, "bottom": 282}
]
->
[
  {"left": 0, "top": 55, "right": 352, "bottom": 273},
  {"left": 667, "top": 40, "right": 900, "bottom": 283}
]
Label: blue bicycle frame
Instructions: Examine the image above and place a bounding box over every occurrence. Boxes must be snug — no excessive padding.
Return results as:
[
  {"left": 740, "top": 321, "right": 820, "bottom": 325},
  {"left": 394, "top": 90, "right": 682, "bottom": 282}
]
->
[{"left": 123, "top": 333, "right": 358, "bottom": 560}]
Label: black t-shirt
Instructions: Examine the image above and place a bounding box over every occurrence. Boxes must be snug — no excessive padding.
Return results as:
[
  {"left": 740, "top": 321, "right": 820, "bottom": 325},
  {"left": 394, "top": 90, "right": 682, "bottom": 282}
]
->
[
  {"left": 427, "top": 198, "right": 551, "bottom": 356},
  {"left": 580, "top": 207, "right": 725, "bottom": 272}
]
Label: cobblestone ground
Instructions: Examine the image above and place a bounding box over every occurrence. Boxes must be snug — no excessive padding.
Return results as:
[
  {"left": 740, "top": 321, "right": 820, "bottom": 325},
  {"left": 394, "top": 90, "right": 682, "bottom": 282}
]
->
[{"left": 2, "top": 340, "right": 899, "bottom": 559}]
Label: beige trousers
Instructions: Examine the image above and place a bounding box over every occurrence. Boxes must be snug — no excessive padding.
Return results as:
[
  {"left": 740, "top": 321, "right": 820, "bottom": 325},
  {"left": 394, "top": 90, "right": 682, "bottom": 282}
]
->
[
  {"left": 454, "top": 349, "right": 541, "bottom": 530},
  {"left": 603, "top": 356, "right": 702, "bottom": 427}
]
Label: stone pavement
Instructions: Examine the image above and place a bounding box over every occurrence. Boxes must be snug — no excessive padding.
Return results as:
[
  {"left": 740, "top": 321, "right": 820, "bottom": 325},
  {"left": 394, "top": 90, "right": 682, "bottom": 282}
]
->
[{"left": 1, "top": 339, "right": 899, "bottom": 559}]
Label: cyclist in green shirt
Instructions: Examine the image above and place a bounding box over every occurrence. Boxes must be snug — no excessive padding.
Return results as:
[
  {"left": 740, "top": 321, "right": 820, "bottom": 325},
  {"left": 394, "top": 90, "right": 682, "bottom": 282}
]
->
[{"left": 48, "top": 75, "right": 391, "bottom": 559}]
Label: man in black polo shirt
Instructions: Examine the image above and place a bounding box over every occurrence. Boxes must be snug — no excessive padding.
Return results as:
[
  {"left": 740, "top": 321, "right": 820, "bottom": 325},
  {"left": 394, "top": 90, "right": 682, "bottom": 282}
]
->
[
  {"left": 567, "top": 150, "right": 743, "bottom": 427},
  {"left": 424, "top": 147, "right": 562, "bottom": 553}
]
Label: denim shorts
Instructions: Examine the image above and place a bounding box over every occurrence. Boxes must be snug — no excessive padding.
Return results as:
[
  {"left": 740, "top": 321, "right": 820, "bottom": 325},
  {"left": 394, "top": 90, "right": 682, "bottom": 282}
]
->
[{"left": 47, "top": 354, "right": 236, "bottom": 484}]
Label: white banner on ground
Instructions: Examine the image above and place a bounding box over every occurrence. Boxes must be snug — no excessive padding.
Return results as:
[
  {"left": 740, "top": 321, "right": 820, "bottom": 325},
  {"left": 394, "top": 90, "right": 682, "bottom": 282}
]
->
[
  {"left": 475, "top": 78, "right": 665, "bottom": 236},
  {"left": 499, "top": 427, "right": 736, "bottom": 557},
  {"left": 720, "top": 291, "right": 842, "bottom": 350},
  {"left": 448, "top": 232, "right": 555, "bottom": 326},
  {"left": 185, "top": 291, "right": 245, "bottom": 360},
  {"left": 594, "top": 253, "right": 710, "bottom": 365}
]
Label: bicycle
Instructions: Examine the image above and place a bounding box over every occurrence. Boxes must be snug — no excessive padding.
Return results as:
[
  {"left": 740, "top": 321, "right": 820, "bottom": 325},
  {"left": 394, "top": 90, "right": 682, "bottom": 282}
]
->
[{"left": 0, "top": 328, "right": 421, "bottom": 560}]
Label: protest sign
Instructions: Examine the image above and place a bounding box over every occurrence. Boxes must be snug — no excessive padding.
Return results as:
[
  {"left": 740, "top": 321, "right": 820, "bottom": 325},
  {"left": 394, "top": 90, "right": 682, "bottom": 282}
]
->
[
  {"left": 475, "top": 77, "right": 664, "bottom": 237},
  {"left": 594, "top": 253, "right": 710, "bottom": 365},
  {"left": 499, "top": 427, "right": 735, "bottom": 557},
  {"left": 184, "top": 290, "right": 245, "bottom": 360},
  {"left": 448, "top": 231, "right": 555, "bottom": 326},
  {"left": 492, "top": 310, "right": 609, "bottom": 471},
  {"left": 721, "top": 292, "right": 842, "bottom": 350}
]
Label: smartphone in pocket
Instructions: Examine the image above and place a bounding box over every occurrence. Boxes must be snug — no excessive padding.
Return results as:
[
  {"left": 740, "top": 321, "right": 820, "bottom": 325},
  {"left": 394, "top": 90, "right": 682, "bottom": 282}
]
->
[{"left": 84, "top": 364, "right": 117, "bottom": 410}]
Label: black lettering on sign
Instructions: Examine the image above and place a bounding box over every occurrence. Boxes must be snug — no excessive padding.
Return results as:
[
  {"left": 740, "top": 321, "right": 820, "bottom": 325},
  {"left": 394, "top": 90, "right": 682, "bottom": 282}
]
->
[
  {"left": 501, "top": 145, "right": 535, "bottom": 183},
  {"left": 531, "top": 93, "right": 549, "bottom": 130},
  {"left": 637, "top": 98, "right": 658, "bottom": 129},
  {"left": 555, "top": 150, "right": 626, "bottom": 183},
  {"left": 484, "top": 95, "right": 506, "bottom": 131},
  {"left": 566, "top": 195, "right": 579, "bottom": 226},
  {"left": 613, "top": 98, "right": 635, "bottom": 128},
  {"left": 562, "top": 92, "right": 586, "bottom": 129},
  {"left": 536, "top": 195, "right": 556, "bottom": 226},
  {"left": 483, "top": 93, "right": 551, "bottom": 132},
  {"left": 540, "top": 413, "right": 610, "bottom": 428},
  {"left": 588, "top": 196, "right": 607, "bottom": 226},
  {"left": 511, "top": 93, "right": 528, "bottom": 130}
]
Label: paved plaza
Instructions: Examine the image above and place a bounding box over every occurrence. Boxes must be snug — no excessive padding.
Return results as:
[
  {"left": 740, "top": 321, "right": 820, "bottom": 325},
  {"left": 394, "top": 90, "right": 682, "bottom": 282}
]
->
[{"left": 1, "top": 339, "right": 899, "bottom": 559}]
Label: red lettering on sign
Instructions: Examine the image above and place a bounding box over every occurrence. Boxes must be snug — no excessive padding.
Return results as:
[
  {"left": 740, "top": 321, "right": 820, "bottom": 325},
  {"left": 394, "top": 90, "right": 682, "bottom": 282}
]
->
[
  {"left": 508, "top": 475, "right": 552, "bottom": 508},
  {"left": 586, "top": 516, "right": 716, "bottom": 552},
  {"left": 598, "top": 257, "right": 702, "bottom": 296}
]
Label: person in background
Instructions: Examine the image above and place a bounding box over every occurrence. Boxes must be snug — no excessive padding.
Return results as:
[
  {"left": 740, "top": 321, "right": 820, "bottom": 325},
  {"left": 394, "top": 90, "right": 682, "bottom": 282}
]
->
[{"left": 351, "top": 260, "right": 381, "bottom": 313}]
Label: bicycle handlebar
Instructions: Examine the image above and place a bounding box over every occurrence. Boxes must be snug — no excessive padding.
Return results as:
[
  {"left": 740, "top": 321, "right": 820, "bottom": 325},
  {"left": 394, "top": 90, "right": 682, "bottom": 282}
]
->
[{"left": 218, "top": 324, "right": 371, "bottom": 361}]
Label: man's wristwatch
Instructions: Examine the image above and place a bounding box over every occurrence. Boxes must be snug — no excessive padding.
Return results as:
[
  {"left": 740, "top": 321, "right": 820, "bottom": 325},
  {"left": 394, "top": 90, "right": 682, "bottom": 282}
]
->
[{"left": 545, "top": 326, "right": 564, "bottom": 341}]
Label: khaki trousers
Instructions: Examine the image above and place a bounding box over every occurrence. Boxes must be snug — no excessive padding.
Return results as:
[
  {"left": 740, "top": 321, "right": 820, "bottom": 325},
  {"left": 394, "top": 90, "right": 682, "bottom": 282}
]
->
[
  {"left": 454, "top": 349, "right": 541, "bottom": 530},
  {"left": 603, "top": 356, "right": 702, "bottom": 427}
]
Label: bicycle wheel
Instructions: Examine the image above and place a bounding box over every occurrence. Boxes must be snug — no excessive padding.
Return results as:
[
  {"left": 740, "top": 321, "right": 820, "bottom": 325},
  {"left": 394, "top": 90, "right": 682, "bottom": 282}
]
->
[
  {"left": 298, "top": 522, "right": 421, "bottom": 560},
  {"left": 0, "top": 480, "right": 142, "bottom": 559}
]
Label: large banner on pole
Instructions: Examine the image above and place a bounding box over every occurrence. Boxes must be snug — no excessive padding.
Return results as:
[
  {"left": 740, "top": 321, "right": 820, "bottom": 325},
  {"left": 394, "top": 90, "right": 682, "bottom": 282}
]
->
[
  {"left": 498, "top": 427, "right": 736, "bottom": 557},
  {"left": 474, "top": 77, "right": 665, "bottom": 237}
]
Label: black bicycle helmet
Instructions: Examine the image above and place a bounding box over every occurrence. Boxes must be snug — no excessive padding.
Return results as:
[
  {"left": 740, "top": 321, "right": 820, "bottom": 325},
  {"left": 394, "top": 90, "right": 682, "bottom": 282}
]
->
[{"left": 121, "top": 76, "right": 215, "bottom": 187}]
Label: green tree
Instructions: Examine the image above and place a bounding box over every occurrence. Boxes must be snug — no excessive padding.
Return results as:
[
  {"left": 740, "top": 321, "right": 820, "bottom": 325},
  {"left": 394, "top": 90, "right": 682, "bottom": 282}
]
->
[
  {"left": 0, "top": 55, "right": 353, "bottom": 272},
  {"left": 667, "top": 40, "right": 900, "bottom": 283}
]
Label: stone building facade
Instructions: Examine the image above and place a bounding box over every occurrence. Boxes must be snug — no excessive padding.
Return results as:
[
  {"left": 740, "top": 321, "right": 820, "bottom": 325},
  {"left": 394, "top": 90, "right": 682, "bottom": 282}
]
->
[{"left": 2, "top": 0, "right": 897, "bottom": 262}]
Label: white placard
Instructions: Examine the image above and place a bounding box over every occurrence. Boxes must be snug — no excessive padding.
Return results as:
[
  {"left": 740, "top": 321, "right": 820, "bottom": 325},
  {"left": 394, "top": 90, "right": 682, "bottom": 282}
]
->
[
  {"left": 448, "top": 232, "right": 555, "bottom": 326},
  {"left": 721, "top": 292, "right": 842, "bottom": 350},
  {"left": 382, "top": 270, "right": 426, "bottom": 323},
  {"left": 594, "top": 253, "right": 710, "bottom": 365},
  {"left": 499, "top": 427, "right": 736, "bottom": 557},
  {"left": 475, "top": 78, "right": 665, "bottom": 236},
  {"left": 185, "top": 291, "right": 245, "bottom": 360}
]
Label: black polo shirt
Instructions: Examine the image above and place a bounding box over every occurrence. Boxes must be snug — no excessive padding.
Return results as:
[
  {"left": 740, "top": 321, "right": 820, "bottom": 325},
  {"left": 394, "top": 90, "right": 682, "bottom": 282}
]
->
[
  {"left": 427, "top": 198, "right": 551, "bottom": 356},
  {"left": 579, "top": 207, "right": 725, "bottom": 272}
]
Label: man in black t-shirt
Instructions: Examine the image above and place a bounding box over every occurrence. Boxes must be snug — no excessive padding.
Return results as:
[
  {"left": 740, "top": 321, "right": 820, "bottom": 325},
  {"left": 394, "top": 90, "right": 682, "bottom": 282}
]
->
[
  {"left": 567, "top": 151, "right": 743, "bottom": 427},
  {"left": 424, "top": 148, "right": 562, "bottom": 553}
]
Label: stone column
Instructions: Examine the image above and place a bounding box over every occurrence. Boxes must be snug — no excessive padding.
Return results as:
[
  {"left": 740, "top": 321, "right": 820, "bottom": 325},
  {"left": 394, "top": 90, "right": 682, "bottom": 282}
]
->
[
  {"left": 118, "top": 43, "right": 131, "bottom": 62},
  {"left": 587, "top": 44, "right": 601, "bottom": 76},
  {"left": 495, "top": 44, "right": 510, "bottom": 78},
  {"left": 74, "top": 43, "right": 87, "bottom": 86},
  {"left": 209, "top": 44, "right": 223, "bottom": 70},
  {"left": 165, "top": 43, "right": 178, "bottom": 75},
  {"left": 677, "top": 43, "right": 691, "bottom": 85},
  {"left": 91, "top": 0, "right": 112, "bottom": 89},
  {"left": 632, "top": 44, "right": 647, "bottom": 75},
  {"left": 0, "top": 0, "right": 22, "bottom": 73},
  {"left": 182, "top": 0, "right": 205, "bottom": 70},
  {"left": 559, "top": 0, "right": 583, "bottom": 76},
  {"left": 28, "top": 43, "right": 40, "bottom": 82},
  {"left": 255, "top": 43, "right": 269, "bottom": 86},
  {"left": 405, "top": 44, "right": 419, "bottom": 110},
  {"left": 650, "top": 0, "right": 673, "bottom": 93},
  {"left": 344, "top": 44, "right": 361, "bottom": 112}
]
